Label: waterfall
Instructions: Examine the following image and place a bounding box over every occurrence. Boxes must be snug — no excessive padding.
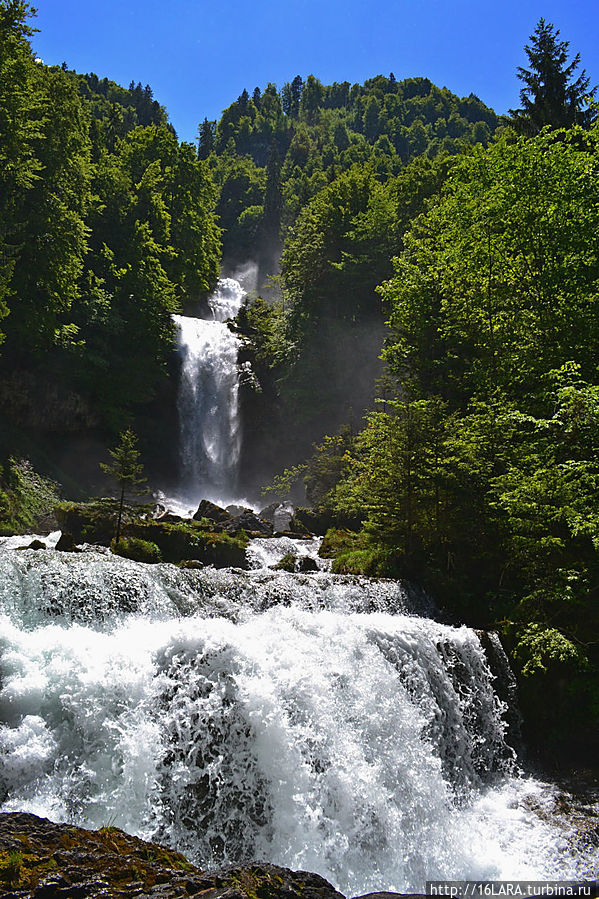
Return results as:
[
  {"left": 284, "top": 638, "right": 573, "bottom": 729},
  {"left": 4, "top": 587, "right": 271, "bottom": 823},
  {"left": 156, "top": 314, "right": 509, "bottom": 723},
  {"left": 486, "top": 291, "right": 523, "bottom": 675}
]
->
[
  {"left": 1, "top": 540, "right": 597, "bottom": 895},
  {"left": 173, "top": 278, "right": 246, "bottom": 508}
]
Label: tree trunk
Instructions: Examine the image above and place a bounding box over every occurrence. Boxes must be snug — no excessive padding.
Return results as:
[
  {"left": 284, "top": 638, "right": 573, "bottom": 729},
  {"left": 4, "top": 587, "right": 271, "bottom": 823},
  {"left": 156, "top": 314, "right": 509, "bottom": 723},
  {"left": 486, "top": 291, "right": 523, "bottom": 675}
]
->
[{"left": 115, "top": 487, "right": 125, "bottom": 543}]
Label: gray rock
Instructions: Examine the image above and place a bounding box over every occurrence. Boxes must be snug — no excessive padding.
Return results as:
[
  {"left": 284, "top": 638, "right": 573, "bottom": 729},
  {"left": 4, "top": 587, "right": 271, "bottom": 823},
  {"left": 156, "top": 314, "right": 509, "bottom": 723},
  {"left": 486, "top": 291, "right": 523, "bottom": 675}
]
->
[
  {"left": 274, "top": 502, "right": 295, "bottom": 533},
  {"left": 226, "top": 504, "right": 252, "bottom": 517},
  {"left": 224, "top": 512, "right": 273, "bottom": 537}
]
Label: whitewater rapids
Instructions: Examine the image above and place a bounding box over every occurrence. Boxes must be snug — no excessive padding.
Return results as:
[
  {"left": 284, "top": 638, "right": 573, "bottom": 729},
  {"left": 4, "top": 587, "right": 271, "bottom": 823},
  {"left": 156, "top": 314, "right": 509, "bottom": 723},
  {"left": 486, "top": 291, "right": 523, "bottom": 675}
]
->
[{"left": 0, "top": 539, "right": 597, "bottom": 894}]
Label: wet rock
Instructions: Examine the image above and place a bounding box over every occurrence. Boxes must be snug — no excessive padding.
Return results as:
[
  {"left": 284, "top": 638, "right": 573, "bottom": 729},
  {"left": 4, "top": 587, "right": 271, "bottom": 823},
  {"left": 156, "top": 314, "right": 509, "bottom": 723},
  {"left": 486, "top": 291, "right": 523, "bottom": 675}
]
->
[
  {"left": 352, "top": 894, "right": 425, "bottom": 899},
  {"left": 272, "top": 552, "right": 297, "bottom": 572},
  {"left": 54, "top": 502, "right": 115, "bottom": 547},
  {"left": 259, "top": 503, "right": 302, "bottom": 534},
  {"left": 226, "top": 504, "right": 252, "bottom": 517},
  {"left": 55, "top": 533, "right": 76, "bottom": 552},
  {"left": 27, "top": 539, "right": 46, "bottom": 550},
  {"left": 224, "top": 512, "right": 273, "bottom": 537},
  {"left": 193, "top": 500, "right": 233, "bottom": 525},
  {"left": 0, "top": 814, "right": 348, "bottom": 899},
  {"left": 273, "top": 502, "right": 295, "bottom": 534},
  {"left": 258, "top": 502, "right": 279, "bottom": 523},
  {"left": 123, "top": 520, "right": 248, "bottom": 568},
  {"left": 297, "top": 555, "right": 318, "bottom": 573}
]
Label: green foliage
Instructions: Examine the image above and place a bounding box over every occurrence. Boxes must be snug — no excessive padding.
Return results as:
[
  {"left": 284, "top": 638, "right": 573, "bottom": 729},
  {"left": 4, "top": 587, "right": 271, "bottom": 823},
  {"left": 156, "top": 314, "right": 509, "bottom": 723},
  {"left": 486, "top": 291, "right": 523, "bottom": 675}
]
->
[
  {"left": 319, "top": 528, "right": 364, "bottom": 558},
  {"left": 111, "top": 535, "right": 162, "bottom": 564},
  {"left": 0, "top": 7, "right": 221, "bottom": 427},
  {"left": 382, "top": 129, "right": 599, "bottom": 403},
  {"left": 100, "top": 430, "right": 147, "bottom": 541},
  {"left": 261, "top": 430, "right": 354, "bottom": 510},
  {"left": 209, "top": 72, "right": 499, "bottom": 272},
  {"left": 0, "top": 458, "right": 61, "bottom": 535},
  {"left": 100, "top": 429, "right": 147, "bottom": 495},
  {"left": 302, "top": 119, "right": 599, "bottom": 759},
  {"left": 513, "top": 624, "right": 586, "bottom": 677}
]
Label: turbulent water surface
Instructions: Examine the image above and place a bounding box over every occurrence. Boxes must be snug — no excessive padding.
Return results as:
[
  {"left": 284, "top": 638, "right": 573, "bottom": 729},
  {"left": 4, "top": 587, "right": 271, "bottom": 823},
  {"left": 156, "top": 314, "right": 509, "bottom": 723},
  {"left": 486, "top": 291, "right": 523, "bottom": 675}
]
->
[{"left": 0, "top": 538, "right": 597, "bottom": 894}]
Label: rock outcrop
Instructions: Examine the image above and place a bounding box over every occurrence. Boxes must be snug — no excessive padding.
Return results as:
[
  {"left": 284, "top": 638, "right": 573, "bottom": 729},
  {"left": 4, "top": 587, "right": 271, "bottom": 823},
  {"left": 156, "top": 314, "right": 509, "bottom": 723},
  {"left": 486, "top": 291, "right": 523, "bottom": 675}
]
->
[
  {"left": 193, "top": 500, "right": 233, "bottom": 525},
  {"left": 0, "top": 813, "right": 350, "bottom": 899}
]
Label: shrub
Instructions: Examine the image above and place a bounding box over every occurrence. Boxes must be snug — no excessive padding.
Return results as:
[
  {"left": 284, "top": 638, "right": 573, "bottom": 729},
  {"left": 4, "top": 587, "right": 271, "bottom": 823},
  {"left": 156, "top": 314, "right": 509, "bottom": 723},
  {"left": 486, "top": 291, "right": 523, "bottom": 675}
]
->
[{"left": 111, "top": 536, "right": 162, "bottom": 564}]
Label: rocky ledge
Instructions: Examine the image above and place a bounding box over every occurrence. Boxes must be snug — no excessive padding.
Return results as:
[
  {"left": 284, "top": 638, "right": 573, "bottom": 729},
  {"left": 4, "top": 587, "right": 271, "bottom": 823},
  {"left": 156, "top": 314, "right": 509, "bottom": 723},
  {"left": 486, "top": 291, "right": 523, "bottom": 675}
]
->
[{"left": 0, "top": 813, "right": 424, "bottom": 899}]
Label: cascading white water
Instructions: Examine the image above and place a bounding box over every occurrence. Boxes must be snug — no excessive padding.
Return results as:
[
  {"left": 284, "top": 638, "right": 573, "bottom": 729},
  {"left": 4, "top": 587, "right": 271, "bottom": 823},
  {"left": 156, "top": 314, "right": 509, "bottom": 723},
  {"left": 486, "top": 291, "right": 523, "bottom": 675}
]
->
[
  {"left": 1, "top": 542, "right": 597, "bottom": 895},
  {"left": 173, "top": 278, "right": 246, "bottom": 508}
]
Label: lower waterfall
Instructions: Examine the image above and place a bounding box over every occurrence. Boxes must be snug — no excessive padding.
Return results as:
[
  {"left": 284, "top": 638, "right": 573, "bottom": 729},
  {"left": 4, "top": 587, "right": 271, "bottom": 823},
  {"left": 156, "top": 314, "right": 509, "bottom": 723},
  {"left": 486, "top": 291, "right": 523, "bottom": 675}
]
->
[{"left": 0, "top": 538, "right": 596, "bottom": 895}]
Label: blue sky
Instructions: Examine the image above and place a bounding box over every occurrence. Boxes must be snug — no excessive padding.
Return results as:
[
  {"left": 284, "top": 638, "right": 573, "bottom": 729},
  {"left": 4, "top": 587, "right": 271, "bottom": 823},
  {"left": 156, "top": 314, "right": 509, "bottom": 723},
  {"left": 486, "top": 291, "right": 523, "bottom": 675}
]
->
[{"left": 32, "top": 0, "right": 599, "bottom": 143}]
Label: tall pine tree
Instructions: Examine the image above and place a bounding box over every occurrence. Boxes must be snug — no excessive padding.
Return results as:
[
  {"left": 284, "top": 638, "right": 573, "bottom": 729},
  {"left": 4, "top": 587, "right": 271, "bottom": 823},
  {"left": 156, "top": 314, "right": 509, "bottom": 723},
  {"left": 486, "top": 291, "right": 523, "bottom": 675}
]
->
[{"left": 510, "top": 19, "right": 595, "bottom": 134}]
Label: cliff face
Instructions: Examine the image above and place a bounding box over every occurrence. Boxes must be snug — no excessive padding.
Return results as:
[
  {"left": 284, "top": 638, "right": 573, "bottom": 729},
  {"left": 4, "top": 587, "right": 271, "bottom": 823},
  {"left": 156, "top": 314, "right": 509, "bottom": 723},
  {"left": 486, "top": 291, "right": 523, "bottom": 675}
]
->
[{"left": 0, "top": 812, "right": 351, "bottom": 899}]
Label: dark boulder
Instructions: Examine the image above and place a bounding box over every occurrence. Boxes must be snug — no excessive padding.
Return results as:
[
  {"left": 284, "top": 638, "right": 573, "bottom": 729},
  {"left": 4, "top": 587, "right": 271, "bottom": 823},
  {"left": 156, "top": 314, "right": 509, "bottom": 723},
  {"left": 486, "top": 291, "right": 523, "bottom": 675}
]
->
[
  {"left": 226, "top": 504, "right": 252, "bottom": 517},
  {"left": 55, "top": 532, "right": 77, "bottom": 552},
  {"left": 273, "top": 502, "right": 295, "bottom": 534},
  {"left": 27, "top": 539, "right": 46, "bottom": 550},
  {"left": 157, "top": 512, "right": 184, "bottom": 524},
  {"left": 224, "top": 512, "right": 273, "bottom": 537},
  {"left": 193, "top": 500, "right": 233, "bottom": 525},
  {"left": 297, "top": 555, "right": 318, "bottom": 572},
  {"left": 54, "top": 502, "right": 115, "bottom": 547},
  {"left": 352, "top": 894, "right": 425, "bottom": 899},
  {"left": 272, "top": 552, "right": 297, "bottom": 572},
  {"left": 258, "top": 502, "right": 279, "bottom": 523},
  {"left": 259, "top": 503, "right": 302, "bottom": 534}
]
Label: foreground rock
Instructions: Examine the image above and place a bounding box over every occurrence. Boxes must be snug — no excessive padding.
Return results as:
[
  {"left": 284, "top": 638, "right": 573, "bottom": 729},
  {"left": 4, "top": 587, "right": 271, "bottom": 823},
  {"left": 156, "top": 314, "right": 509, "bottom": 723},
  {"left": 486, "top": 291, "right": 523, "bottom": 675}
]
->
[{"left": 0, "top": 813, "right": 348, "bottom": 899}]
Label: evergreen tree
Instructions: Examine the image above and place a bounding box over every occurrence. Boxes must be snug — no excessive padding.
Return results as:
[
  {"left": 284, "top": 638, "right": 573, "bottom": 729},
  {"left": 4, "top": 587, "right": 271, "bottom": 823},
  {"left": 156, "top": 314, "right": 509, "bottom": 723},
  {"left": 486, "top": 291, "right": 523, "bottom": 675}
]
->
[
  {"left": 510, "top": 19, "right": 595, "bottom": 134},
  {"left": 100, "top": 429, "right": 147, "bottom": 541},
  {"left": 282, "top": 75, "right": 303, "bottom": 116},
  {"left": 197, "top": 117, "right": 215, "bottom": 159}
]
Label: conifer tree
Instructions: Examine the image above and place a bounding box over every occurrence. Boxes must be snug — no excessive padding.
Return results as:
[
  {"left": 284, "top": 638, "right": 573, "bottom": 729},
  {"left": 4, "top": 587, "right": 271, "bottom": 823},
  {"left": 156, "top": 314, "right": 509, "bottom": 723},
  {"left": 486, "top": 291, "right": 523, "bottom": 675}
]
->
[
  {"left": 510, "top": 19, "right": 595, "bottom": 134},
  {"left": 100, "top": 430, "right": 147, "bottom": 542},
  {"left": 198, "top": 117, "right": 216, "bottom": 159}
]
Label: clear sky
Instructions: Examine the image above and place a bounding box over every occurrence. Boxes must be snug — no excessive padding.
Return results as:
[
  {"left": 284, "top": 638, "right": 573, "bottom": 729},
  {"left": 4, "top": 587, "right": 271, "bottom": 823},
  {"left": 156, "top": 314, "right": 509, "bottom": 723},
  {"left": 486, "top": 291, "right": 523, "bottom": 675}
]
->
[{"left": 31, "top": 0, "right": 599, "bottom": 144}]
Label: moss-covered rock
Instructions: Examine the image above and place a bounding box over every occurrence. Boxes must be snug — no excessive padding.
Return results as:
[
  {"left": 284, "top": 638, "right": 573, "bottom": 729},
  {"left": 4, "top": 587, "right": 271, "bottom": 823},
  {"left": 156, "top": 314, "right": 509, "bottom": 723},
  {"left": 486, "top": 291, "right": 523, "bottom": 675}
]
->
[
  {"left": 0, "top": 813, "right": 349, "bottom": 899},
  {"left": 318, "top": 529, "right": 363, "bottom": 559},
  {"left": 193, "top": 499, "right": 233, "bottom": 524},
  {"left": 54, "top": 500, "right": 117, "bottom": 546},
  {"left": 0, "top": 459, "right": 61, "bottom": 536},
  {"left": 111, "top": 536, "right": 163, "bottom": 564},
  {"left": 0, "top": 812, "right": 194, "bottom": 896},
  {"left": 123, "top": 519, "right": 248, "bottom": 568},
  {"left": 272, "top": 552, "right": 297, "bottom": 572}
]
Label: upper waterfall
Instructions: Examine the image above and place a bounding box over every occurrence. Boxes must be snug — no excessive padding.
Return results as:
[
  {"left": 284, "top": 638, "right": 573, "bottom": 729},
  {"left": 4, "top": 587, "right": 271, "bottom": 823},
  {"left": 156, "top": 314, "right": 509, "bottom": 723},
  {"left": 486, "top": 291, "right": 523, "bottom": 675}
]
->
[{"left": 173, "top": 278, "right": 246, "bottom": 509}]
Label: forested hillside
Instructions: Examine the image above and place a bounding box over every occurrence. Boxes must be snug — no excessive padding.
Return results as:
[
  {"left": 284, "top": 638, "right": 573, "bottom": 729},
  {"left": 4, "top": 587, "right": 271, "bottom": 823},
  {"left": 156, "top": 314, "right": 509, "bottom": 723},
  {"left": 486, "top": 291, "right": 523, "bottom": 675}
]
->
[
  {"left": 204, "top": 72, "right": 498, "bottom": 273},
  {"left": 0, "top": 0, "right": 220, "bottom": 474}
]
